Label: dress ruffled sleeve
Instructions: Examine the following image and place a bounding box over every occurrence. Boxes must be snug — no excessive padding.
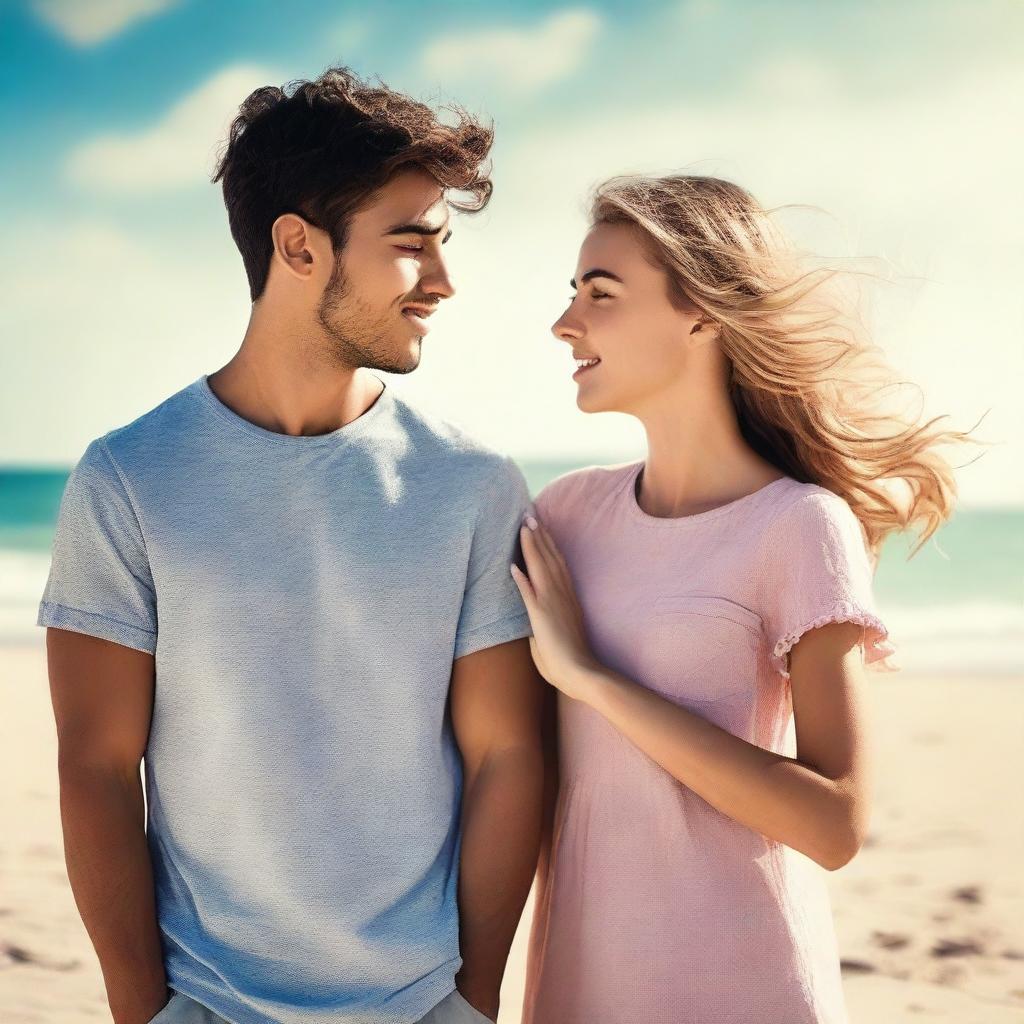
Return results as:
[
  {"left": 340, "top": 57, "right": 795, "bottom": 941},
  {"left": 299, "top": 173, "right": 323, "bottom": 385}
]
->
[{"left": 762, "top": 490, "right": 897, "bottom": 680}]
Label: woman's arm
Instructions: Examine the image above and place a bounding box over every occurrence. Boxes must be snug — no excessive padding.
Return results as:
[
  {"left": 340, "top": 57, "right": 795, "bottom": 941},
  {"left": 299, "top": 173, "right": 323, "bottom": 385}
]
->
[
  {"left": 511, "top": 515, "right": 876, "bottom": 871},
  {"left": 570, "top": 620, "right": 875, "bottom": 870}
]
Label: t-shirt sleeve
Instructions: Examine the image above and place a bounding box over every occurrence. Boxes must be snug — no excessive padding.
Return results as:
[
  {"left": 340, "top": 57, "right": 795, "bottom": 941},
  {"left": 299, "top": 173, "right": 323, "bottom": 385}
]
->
[
  {"left": 453, "top": 455, "right": 533, "bottom": 660},
  {"left": 762, "top": 491, "right": 896, "bottom": 680},
  {"left": 36, "top": 438, "right": 157, "bottom": 655}
]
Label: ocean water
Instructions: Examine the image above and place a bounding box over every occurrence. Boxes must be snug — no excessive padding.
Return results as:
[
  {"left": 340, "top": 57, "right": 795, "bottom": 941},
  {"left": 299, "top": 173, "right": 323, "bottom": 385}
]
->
[{"left": 2, "top": 461, "right": 1021, "bottom": 675}]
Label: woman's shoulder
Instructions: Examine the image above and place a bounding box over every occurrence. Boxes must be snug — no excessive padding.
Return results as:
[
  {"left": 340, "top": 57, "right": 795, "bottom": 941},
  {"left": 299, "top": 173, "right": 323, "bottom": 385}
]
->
[
  {"left": 765, "top": 479, "right": 863, "bottom": 532},
  {"left": 532, "top": 460, "right": 638, "bottom": 521},
  {"left": 758, "top": 478, "right": 873, "bottom": 570}
]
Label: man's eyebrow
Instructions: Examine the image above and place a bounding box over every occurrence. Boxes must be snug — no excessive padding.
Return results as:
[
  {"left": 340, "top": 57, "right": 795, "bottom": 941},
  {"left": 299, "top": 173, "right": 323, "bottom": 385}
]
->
[
  {"left": 569, "top": 269, "right": 624, "bottom": 289},
  {"left": 384, "top": 222, "right": 453, "bottom": 244}
]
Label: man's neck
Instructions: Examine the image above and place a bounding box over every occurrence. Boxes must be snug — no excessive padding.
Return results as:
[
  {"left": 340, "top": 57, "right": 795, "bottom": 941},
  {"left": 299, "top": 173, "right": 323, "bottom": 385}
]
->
[{"left": 206, "top": 351, "right": 382, "bottom": 439}]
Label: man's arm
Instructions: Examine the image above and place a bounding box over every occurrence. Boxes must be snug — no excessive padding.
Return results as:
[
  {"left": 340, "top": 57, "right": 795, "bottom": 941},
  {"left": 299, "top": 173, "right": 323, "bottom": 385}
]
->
[
  {"left": 534, "top": 681, "right": 559, "bottom": 893},
  {"left": 46, "top": 627, "right": 169, "bottom": 1024},
  {"left": 449, "top": 636, "right": 547, "bottom": 1022}
]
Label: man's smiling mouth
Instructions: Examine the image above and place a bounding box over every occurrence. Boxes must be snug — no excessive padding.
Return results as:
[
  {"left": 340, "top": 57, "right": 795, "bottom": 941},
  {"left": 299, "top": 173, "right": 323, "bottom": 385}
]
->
[{"left": 401, "top": 304, "right": 435, "bottom": 334}]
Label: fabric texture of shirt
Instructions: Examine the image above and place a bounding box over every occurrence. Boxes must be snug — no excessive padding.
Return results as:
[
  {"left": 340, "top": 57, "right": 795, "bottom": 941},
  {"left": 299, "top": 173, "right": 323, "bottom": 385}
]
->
[
  {"left": 521, "top": 461, "right": 896, "bottom": 1024},
  {"left": 37, "top": 374, "right": 533, "bottom": 1024}
]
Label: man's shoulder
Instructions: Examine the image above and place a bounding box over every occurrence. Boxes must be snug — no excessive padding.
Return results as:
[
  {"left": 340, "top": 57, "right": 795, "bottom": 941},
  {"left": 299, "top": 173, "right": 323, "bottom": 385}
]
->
[
  {"left": 86, "top": 378, "right": 202, "bottom": 473},
  {"left": 389, "top": 389, "right": 522, "bottom": 483}
]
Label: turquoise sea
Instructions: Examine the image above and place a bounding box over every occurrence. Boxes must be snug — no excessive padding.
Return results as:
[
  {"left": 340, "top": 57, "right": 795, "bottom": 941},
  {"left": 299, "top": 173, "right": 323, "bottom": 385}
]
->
[{"left": 2, "top": 461, "right": 1021, "bottom": 675}]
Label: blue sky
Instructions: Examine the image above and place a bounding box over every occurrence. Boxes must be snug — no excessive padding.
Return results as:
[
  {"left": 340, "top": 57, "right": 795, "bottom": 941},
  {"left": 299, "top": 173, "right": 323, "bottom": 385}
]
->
[{"left": 1, "top": 0, "right": 1021, "bottom": 504}]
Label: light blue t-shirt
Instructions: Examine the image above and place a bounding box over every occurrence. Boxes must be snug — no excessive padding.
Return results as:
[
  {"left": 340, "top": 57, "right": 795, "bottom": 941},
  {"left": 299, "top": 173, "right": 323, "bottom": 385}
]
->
[{"left": 37, "top": 374, "right": 534, "bottom": 1024}]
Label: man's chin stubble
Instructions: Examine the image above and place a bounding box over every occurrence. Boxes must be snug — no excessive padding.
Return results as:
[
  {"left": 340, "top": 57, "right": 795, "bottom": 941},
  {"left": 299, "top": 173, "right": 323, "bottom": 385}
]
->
[
  {"left": 364, "top": 330, "right": 422, "bottom": 375},
  {"left": 314, "top": 315, "right": 419, "bottom": 374}
]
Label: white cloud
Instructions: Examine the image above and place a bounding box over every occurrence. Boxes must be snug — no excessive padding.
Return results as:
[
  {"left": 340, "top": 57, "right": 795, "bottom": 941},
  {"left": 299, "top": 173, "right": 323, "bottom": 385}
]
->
[
  {"left": 64, "top": 64, "right": 286, "bottom": 193},
  {"left": 420, "top": 8, "right": 602, "bottom": 95},
  {"left": 31, "top": 0, "right": 180, "bottom": 47}
]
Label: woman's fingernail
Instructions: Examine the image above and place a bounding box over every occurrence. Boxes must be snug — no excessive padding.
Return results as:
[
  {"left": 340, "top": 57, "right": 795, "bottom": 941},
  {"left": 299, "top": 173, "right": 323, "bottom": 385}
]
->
[{"left": 525, "top": 515, "right": 538, "bottom": 531}]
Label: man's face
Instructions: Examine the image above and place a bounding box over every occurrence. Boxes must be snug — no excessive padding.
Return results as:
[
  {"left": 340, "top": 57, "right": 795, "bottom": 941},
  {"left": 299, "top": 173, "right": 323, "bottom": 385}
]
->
[{"left": 315, "top": 166, "right": 455, "bottom": 374}]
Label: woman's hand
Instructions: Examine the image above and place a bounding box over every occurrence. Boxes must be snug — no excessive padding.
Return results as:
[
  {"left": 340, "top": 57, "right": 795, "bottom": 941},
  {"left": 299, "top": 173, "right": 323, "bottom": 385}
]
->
[{"left": 510, "top": 514, "right": 599, "bottom": 701}]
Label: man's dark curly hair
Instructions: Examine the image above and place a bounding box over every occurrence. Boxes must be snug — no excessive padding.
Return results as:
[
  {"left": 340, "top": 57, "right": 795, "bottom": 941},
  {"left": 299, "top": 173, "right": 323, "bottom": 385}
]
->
[{"left": 211, "top": 66, "right": 494, "bottom": 302}]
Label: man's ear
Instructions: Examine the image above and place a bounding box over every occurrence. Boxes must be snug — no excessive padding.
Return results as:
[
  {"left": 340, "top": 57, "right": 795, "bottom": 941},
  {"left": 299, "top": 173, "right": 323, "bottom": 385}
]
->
[{"left": 270, "top": 213, "right": 321, "bottom": 280}]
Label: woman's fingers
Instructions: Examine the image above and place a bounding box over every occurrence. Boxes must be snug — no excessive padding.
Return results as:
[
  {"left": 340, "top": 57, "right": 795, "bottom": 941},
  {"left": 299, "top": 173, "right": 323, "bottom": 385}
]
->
[
  {"left": 509, "top": 561, "right": 536, "bottom": 607},
  {"left": 522, "top": 514, "right": 575, "bottom": 600},
  {"left": 537, "top": 520, "right": 569, "bottom": 573},
  {"left": 523, "top": 515, "right": 553, "bottom": 562},
  {"left": 520, "top": 522, "right": 551, "bottom": 592},
  {"left": 529, "top": 518, "right": 570, "bottom": 591}
]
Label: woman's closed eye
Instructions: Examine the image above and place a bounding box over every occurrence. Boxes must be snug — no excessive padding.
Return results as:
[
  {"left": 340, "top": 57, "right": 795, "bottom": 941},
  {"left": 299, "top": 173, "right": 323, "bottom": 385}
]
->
[{"left": 567, "top": 289, "right": 612, "bottom": 302}]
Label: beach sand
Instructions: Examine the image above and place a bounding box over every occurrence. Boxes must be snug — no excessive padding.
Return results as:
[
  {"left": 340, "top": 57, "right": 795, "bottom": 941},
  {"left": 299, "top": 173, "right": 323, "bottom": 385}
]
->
[{"left": 2, "top": 642, "right": 1022, "bottom": 1023}]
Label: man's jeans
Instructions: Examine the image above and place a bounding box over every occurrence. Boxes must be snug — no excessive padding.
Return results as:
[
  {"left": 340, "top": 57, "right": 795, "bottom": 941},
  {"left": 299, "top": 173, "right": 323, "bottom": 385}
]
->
[{"left": 146, "top": 987, "right": 495, "bottom": 1024}]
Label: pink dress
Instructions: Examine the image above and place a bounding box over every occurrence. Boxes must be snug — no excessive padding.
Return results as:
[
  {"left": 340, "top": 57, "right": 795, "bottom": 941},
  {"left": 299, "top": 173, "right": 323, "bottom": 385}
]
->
[{"left": 521, "top": 462, "right": 896, "bottom": 1024}]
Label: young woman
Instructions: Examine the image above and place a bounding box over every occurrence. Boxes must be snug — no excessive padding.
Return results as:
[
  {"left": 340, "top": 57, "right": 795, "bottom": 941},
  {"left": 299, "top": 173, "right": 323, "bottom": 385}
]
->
[{"left": 509, "top": 175, "right": 969, "bottom": 1023}]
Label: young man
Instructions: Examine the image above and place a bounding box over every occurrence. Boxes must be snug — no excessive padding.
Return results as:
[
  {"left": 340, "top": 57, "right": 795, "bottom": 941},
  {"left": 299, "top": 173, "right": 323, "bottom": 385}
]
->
[{"left": 38, "top": 68, "right": 546, "bottom": 1024}]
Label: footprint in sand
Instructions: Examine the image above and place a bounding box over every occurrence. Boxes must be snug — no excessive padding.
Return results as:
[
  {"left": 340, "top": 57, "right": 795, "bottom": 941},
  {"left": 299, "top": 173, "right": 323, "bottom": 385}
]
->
[
  {"left": 0, "top": 943, "right": 33, "bottom": 965},
  {"left": 872, "top": 930, "right": 912, "bottom": 950},
  {"left": 931, "top": 938, "right": 985, "bottom": 958},
  {"left": 0, "top": 941, "right": 79, "bottom": 970},
  {"left": 840, "top": 959, "right": 877, "bottom": 975},
  {"left": 951, "top": 885, "right": 983, "bottom": 905}
]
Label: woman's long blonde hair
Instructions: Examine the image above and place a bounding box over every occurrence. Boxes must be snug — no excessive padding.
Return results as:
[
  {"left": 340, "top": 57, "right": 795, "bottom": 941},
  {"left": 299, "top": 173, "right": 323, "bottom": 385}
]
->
[{"left": 590, "top": 174, "right": 977, "bottom": 558}]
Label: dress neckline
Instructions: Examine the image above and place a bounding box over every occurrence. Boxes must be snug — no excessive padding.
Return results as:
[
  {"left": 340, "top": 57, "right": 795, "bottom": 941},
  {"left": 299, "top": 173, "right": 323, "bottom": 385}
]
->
[{"left": 620, "top": 460, "right": 793, "bottom": 527}]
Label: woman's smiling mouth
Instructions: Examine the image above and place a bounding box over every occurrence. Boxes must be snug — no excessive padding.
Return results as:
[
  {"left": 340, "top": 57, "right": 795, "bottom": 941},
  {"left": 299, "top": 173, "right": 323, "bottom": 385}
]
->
[{"left": 573, "top": 355, "right": 601, "bottom": 379}]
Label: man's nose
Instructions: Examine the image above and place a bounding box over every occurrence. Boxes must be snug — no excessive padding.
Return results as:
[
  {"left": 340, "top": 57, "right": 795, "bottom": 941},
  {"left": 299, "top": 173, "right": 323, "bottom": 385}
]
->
[{"left": 421, "top": 258, "right": 455, "bottom": 300}]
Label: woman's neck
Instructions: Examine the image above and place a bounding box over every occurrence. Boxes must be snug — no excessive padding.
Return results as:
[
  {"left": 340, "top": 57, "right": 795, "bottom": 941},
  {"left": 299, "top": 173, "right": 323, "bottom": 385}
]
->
[{"left": 634, "top": 388, "right": 784, "bottom": 518}]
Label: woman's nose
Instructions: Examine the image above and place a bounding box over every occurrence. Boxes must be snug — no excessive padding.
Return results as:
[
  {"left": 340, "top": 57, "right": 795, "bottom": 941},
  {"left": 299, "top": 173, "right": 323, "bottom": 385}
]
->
[{"left": 552, "top": 314, "right": 582, "bottom": 343}]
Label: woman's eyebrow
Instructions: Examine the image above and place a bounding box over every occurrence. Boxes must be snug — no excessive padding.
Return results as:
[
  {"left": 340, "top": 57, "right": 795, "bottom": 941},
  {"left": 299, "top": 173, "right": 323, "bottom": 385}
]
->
[
  {"left": 570, "top": 268, "right": 624, "bottom": 289},
  {"left": 383, "top": 222, "right": 453, "bottom": 244}
]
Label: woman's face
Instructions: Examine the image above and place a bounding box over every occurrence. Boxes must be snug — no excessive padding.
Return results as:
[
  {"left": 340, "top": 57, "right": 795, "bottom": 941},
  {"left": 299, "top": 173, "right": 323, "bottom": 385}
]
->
[{"left": 551, "top": 220, "right": 715, "bottom": 415}]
